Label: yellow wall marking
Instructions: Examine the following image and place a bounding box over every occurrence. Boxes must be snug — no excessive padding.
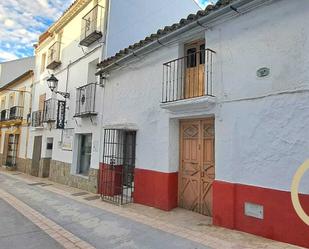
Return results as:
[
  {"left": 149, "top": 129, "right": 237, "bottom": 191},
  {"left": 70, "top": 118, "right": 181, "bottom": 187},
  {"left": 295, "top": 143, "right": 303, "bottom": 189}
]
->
[{"left": 291, "top": 160, "right": 309, "bottom": 226}]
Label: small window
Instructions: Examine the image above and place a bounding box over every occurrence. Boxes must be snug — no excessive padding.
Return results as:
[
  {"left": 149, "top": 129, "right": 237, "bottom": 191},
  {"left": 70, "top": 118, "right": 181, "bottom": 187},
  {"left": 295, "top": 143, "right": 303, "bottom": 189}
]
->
[
  {"left": 186, "top": 48, "right": 197, "bottom": 68},
  {"left": 41, "top": 53, "right": 46, "bottom": 72}
]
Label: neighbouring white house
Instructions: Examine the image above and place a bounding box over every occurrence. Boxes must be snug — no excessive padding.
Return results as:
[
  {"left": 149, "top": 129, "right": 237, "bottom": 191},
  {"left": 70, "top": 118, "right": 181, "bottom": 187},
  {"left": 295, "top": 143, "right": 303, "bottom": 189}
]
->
[
  {"left": 27, "top": 0, "right": 200, "bottom": 193},
  {"left": 96, "top": 0, "right": 309, "bottom": 247},
  {"left": 0, "top": 57, "right": 35, "bottom": 173}
]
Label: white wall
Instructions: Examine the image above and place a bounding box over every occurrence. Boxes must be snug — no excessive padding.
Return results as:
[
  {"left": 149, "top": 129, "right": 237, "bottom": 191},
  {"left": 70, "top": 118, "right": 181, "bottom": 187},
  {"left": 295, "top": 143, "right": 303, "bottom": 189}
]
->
[
  {"left": 102, "top": 0, "right": 309, "bottom": 195},
  {"left": 206, "top": 0, "right": 309, "bottom": 193},
  {"left": 106, "top": 0, "right": 200, "bottom": 57},
  {"left": 103, "top": 44, "right": 180, "bottom": 173},
  {"left": 30, "top": 0, "right": 105, "bottom": 171}
]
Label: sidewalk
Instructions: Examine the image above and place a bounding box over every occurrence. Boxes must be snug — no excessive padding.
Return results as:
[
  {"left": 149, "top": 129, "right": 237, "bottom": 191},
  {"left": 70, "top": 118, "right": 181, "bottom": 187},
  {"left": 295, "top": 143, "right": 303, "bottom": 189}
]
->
[
  {"left": 0, "top": 169, "right": 304, "bottom": 249},
  {"left": 0, "top": 198, "right": 64, "bottom": 249}
]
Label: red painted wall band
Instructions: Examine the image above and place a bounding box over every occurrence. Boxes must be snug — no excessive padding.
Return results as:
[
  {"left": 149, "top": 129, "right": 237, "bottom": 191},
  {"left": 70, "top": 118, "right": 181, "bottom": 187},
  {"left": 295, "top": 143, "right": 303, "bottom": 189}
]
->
[
  {"left": 134, "top": 168, "right": 178, "bottom": 211},
  {"left": 213, "top": 180, "right": 309, "bottom": 248}
]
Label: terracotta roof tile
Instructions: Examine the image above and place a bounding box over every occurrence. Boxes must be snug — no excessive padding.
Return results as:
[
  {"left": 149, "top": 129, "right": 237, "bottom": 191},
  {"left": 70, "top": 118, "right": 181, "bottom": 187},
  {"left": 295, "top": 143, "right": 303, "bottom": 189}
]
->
[{"left": 98, "top": 0, "right": 235, "bottom": 69}]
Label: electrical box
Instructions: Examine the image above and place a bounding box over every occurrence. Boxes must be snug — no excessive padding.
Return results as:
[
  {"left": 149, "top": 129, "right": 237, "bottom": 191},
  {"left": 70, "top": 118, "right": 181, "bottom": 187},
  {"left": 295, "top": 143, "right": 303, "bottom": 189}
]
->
[{"left": 244, "top": 202, "right": 264, "bottom": 219}]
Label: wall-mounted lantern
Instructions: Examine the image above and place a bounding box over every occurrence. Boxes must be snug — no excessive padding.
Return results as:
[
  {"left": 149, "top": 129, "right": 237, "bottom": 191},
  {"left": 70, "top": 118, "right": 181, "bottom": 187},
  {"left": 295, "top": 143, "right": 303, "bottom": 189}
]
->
[{"left": 47, "top": 74, "right": 70, "bottom": 99}]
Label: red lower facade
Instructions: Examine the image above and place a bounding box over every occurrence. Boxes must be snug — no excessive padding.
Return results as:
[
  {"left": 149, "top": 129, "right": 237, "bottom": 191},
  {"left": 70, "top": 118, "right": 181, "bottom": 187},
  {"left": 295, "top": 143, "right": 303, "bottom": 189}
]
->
[
  {"left": 213, "top": 180, "right": 309, "bottom": 248},
  {"left": 134, "top": 168, "right": 178, "bottom": 211},
  {"left": 98, "top": 163, "right": 123, "bottom": 196}
]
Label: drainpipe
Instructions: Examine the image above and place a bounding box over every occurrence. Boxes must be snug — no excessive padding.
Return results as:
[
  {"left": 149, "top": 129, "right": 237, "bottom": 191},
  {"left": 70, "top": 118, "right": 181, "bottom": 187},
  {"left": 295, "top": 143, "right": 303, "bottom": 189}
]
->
[
  {"left": 97, "top": 0, "right": 110, "bottom": 175},
  {"left": 25, "top": 72, "right": 34, "bottom": 159}
]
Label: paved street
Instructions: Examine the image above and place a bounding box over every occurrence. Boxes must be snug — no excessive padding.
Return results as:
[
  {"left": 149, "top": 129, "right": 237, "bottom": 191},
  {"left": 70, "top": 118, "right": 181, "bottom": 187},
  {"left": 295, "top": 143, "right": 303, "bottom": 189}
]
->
[
  {"left": 0, "top": 198, "right": 63, "bottom": 249},
  {"left": 0, "top": 171, "right": 303, "bottom": 249},
  {"left": 0, "top": 172, "right": 210, "bottom": 249}
]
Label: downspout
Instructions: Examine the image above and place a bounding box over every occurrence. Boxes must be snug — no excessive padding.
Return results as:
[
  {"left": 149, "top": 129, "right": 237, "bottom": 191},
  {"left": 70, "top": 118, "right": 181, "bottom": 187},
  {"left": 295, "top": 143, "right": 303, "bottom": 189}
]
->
[
  {"left": 60, "top": 60, "right": 71, "bottom": 144},
  {"left": 25, "top": 72, "right": 34, "bottom": 159},
  {"left": 97, "top": 0, "right": 110, "bottom": 177}
]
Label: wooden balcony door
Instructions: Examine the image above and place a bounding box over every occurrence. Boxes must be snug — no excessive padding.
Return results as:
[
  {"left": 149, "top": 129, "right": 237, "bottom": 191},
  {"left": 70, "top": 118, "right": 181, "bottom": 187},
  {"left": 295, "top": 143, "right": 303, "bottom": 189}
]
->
[
  {"left": 179, "top": 118, "right": 215, "bottom": 216},
  {"left": 184, "top": 40, "right": 205, "bottom": 99}
]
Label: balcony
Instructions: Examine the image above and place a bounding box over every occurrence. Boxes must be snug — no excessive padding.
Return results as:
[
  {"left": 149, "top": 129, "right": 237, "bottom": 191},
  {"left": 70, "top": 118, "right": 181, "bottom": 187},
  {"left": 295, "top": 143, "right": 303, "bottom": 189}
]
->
[
  {"left": 160, "top": 48, "right": 216, "bottom": 114},
  {"left": 79, "top": 5, "right": 104, "bottom": 47},
  {"left": 74, "top": 83, "right": 97, "bottom": 117},
  {"left": 9, "top": 106, "right": 23, "bottom": 120},
  {"left": 0, "top": 109, "right": 9, "bottom": 121},
  {"left": 43, "top": 98, "right": 57, "bottom": 123},
  {"left": 31, "top": 110, "right": 43, "bottom": 127},
  {"left": 46, "top": 42, "right": 61, "bottom": 70}
]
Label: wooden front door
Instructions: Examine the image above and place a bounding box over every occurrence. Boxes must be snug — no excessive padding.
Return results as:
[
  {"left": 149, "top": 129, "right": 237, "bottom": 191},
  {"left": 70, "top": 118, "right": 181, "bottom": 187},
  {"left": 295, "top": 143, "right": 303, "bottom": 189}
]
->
[
  {"left": 31, "top": 136, "right": 42, "bottom": 177},
  {"left": 179, "top": 118, "right": 215, "bottom": 216},
  {"left": 184, "top": 40, "right": 205, "bottom": 99}
]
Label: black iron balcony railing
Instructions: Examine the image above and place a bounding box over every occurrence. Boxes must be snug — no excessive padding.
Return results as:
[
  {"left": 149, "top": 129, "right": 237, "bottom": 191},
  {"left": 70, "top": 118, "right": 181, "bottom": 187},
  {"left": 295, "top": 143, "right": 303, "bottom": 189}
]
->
[
  {"left": 31, "top": 110, "right": 43, "bottom": 127},
  {"left": 43, "top": 98, "right": 57, "bottom": 123},
  {"left": 80, "top": 5, "right": 104, "bottom": 47},
  {"left": 161, "top": 48, "right": 215, "bottom": 103},
  {"left": 74, "top": 83, "right": 97, "bottom": 117},
  {"left": 9, "top": 106, "right": 23, "bottom": 120},
  {"left": 46, "top": 41, "right": 61, "bottom": 70},
  {"left": 0, "top": 109, "right": 9, "bottom": 121}
]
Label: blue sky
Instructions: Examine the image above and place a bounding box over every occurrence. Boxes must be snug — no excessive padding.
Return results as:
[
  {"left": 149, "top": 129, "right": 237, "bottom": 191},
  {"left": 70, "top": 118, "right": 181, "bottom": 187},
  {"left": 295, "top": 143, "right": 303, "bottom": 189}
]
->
[{"left": 0, "top": 0, "right": 213, "bottom": 62}]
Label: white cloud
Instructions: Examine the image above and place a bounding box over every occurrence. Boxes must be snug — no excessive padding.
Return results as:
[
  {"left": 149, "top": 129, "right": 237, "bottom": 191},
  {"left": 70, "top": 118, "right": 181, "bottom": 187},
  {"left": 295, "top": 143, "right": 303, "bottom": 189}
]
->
[
  {"left": 4, "top": 19, "right": 14, "bottom": 27},
  {"left": 0, "top": 0, "right": 73, "bottom": 62}
]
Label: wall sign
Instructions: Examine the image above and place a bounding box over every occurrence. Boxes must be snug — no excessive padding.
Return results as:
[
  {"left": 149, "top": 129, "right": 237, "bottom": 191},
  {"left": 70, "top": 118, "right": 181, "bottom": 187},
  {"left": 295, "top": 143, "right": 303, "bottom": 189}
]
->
[
  {"left": 257, "top": 67, "right": 270, "bottom": 78},
  {"left": 62, "top": 128, "right": 74, "bottom": 151},
  {"left": 57, "top": 100, "right": 66, "bottom": 129}
]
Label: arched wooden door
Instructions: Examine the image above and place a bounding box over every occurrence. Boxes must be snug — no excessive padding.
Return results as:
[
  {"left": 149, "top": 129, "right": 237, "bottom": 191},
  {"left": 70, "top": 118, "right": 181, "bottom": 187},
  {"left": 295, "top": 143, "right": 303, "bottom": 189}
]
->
[{"left": 179, "top": 118, "right": 215, "bottom": 216}]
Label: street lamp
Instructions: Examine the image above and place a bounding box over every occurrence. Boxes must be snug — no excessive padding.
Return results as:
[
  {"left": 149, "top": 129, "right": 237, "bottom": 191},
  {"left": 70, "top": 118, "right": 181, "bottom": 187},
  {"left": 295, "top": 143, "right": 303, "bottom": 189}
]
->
[{"left": 46, "top": 74, "right": 70, "bottom": 98}]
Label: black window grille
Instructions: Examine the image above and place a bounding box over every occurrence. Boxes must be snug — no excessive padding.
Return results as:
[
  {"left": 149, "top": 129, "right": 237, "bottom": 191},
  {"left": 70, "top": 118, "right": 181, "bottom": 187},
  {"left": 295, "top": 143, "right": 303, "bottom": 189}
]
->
[
  {"left": 9, "top": 106, "right": 23, "bottom": 120},
  {"left": 43, "top": 98, "right": 57, "bottom": 123},
  {"left": 46, "top": 41, "right": 61, "bottom": 70},
  {"left": 31, "top": 110, "right": 42, "bottom": 127},
  {"left": 0, "top": 109, "right": 9, "bottom": 121},
  {"left": 99, "top": 129, "right": 136, "bottom": 205},
  {"left": 162, "top": 48, "right": 215, "bottom": 103},
  {"left": 6, "top": 134, "right": 19, "bottom": 167},
  {"left": 80, "top": 5, "right": 104, "bottom": 47},
  {"left": 74, "top": 83, "right": 97, "bottom": 117}
]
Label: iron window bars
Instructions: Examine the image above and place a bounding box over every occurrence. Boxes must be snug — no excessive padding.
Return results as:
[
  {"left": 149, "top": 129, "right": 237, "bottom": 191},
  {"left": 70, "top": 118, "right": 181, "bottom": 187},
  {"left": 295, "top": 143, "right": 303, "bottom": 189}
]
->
[
  {"left": 0, "top": 107, "right": 23, "bottom": 121},
  {"left": 6, "top": 134, "right": 19, "bottom": 167},
  {"left": 43, "top": 98, "right": 57, "bottom": 123},
  {"left": 31, "top": 110, "right": 43, "bottom": 127},
  {"left": 46, "top": 41, "right": 61, "bottom": 70},
  {"left": 162, "top": 48, "right": 215, "bottom": 103},
  {"left": 80, "top": 5, "right": 104, "bottom": 47},
  {"left": 74, "top": 83, "right": 97, "bottom": 117},
  {"left": 0, "top": 109, "right": 9, "bottom": 121},
  {"left": 9, "top": 106, "right": 23, "bottom": 120},
  {"left": 100, "top": 129, "right": 136, "bottom": 205}
]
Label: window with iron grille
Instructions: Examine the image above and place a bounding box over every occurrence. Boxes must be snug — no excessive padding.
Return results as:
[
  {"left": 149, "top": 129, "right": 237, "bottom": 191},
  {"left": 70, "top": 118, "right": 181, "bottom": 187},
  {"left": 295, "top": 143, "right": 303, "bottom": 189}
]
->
[
  {"left": 9, "top": 106, "right": 23, "bottom": 120},
  {"left": 74, "top": 83, "right": 97, "bottom": 117},
  {"left": 80, "top": 5, "right": 104, "bottom": 47},
  {"left": 43, "top": 98, "right": 57, "bottom": 123},
  {"left": 99, "top": 129, "right": 136, "bottom": 205},
  {"left": 0, "top": 109, "right": 8, "bottom": 121},
  {"left": 31, "top": 110, "right": 42, "bottom": 127}
]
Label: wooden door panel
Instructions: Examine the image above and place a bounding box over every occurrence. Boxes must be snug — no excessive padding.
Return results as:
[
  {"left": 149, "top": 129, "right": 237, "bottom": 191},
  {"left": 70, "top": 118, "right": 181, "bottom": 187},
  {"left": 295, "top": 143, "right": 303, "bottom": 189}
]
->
[
  {"left": 184, "top": 41, "right": 205, "bottom": 99},
  {"left": 179, "top": 118, "right": 215, "bottom": 216}
]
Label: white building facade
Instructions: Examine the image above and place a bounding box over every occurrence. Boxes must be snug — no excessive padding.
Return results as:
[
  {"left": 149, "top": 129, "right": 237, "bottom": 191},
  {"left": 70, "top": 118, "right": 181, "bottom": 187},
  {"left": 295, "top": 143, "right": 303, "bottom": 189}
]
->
[
  {"left": 28, "top": 0, "right": 200, "bottom": 192},
  {"left": 96, "top": 0, "right": 309, "bottom": 247}
]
